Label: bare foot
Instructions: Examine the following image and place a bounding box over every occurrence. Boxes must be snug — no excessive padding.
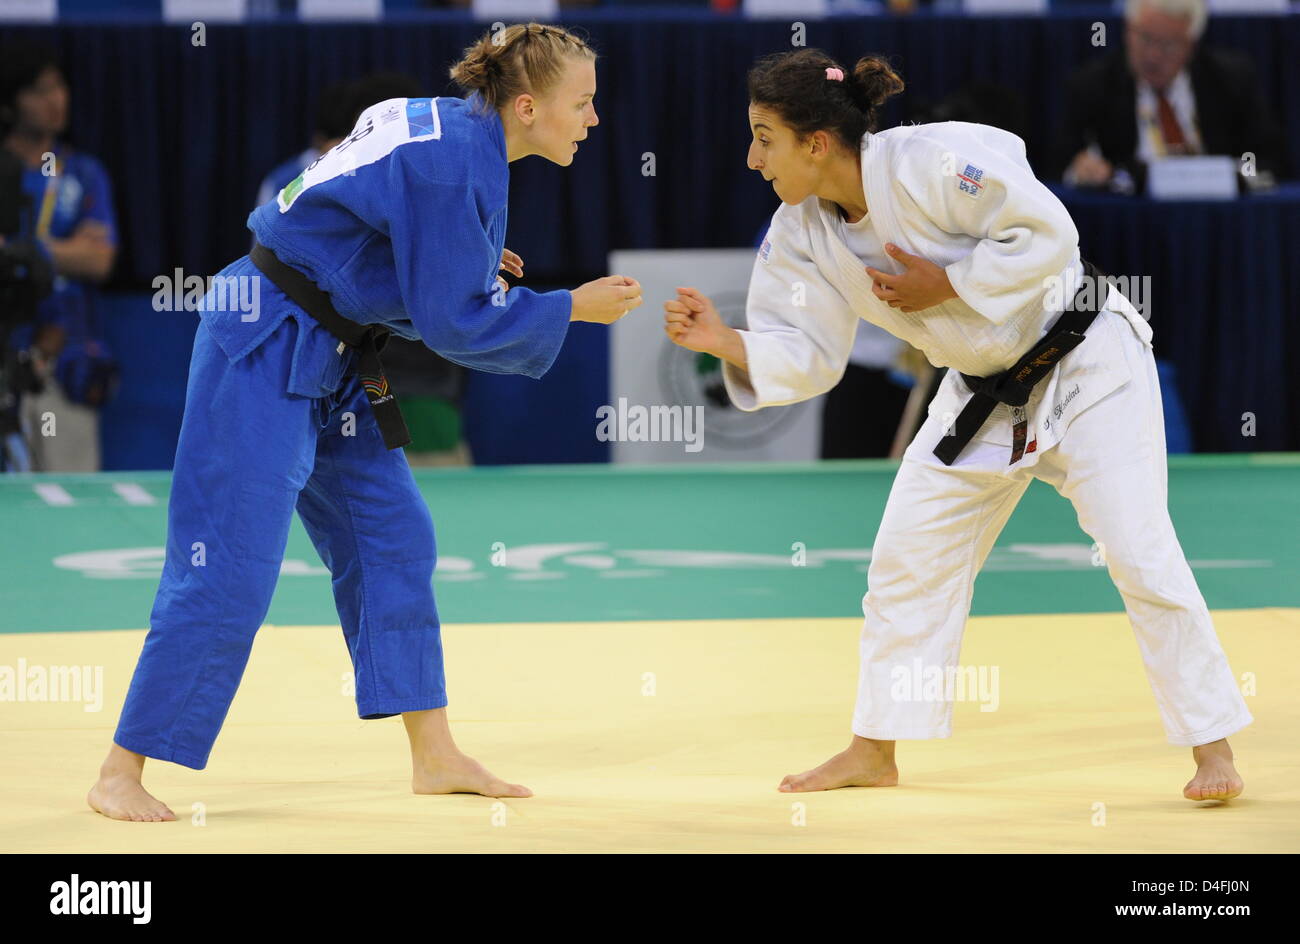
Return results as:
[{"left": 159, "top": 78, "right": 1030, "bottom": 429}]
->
[
  {"left": 87, "top": 744, "right": 176, "bottom": 822},
  {"left": 779, "top": 735, "right": 899, "bottom": 792},
  {"left": 1183, "top": 738, "right": 1244, "bottom": 801},
  {"left": 402, "top": 707, "right": 531, "bottom": 798},
  {"left": 412, "top": 751, "right": 533, "bottom": 798}
]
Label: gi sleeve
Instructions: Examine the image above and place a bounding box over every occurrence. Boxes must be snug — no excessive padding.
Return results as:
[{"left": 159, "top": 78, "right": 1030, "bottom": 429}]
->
[
  {"left": 384, "top": 148, "right": 573, "bottom": 379},
  {"left": 722, "top": 210, "right": 859, "bottom": 412},
  {"left": 896, "top": 129, "right": 1078, "bottom": 326}
]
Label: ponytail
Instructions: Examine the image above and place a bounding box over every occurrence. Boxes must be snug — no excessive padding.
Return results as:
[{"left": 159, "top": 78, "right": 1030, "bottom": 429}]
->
[
  {"left": 747, "top": 49, "right": 904, "bottom": 149},
  {"left": 450, "top": 22, "right": 597, "bottom": 114}
]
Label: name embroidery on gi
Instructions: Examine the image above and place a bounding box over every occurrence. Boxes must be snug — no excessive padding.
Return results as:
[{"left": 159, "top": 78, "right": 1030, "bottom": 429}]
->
[
  {"left": 957, "top": 163, "right": 985, "bottom": 198},
  {"left": 758, "top": 236, "right": 773, "bottom": 264}
]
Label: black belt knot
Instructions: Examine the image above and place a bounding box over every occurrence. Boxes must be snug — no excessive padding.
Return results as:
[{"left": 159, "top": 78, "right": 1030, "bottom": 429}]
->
[
  {"left": 248, "top": 241, "right": 411, "bottom": 450},
  {"left": 933, "top": 259, "right": 1107, "bottom": 466}
]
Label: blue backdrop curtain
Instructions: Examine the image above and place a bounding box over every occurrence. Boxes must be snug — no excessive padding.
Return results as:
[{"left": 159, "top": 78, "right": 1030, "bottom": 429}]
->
[
  {"left": 2, "top": 10, "right": 1296, "bottom": 458},
  {"left": 5, "top": 11, "right": 1296, "bottom": 283}
]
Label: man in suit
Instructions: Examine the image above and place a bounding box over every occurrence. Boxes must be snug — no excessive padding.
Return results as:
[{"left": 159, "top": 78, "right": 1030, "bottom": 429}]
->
[{"left": 1053, "top": 0, "right": 1284, "bottom": 189}]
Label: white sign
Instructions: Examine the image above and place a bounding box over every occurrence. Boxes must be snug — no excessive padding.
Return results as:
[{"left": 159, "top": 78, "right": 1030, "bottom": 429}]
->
[
  {"left": 0, "top": 0, "right": 56, "bottom": 21},
  {"left": 963, "top": 0, "right": 1048, "bottom": 12},
  {"left": 608, "top": 249, "right": 824, "bottom": 464},
  {"left": 471, "top": 0, "right": 559, "bottom": 19},
  {"left": 163, "top": 0, "right": 247, "bottom": 21},
  {"left": 299, "top": 0, "right": 382, "bottom": 19},
  {"left": 744, "top": 0, "right": 831, "bottom": 15},
  {"left": 1207, "top": 0, "right": 1288, "bottom": 12},
  {"left": 1147, "top": 155, "right": 1238, "bottom": 201}
]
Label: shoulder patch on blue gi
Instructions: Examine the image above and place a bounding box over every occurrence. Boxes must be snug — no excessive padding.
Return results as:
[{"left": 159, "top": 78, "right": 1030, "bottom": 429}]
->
[
  {"left": 957, "top": 163, "right": 985, "bottom": 198},
  {"left": 404, "top": 99, "right": 441, "bottom": 139}
]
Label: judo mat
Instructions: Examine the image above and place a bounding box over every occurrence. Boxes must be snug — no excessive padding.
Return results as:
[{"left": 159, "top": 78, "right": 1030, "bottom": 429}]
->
[{"left": 2, "top": 455, "right": 1297, "bottom": 853}]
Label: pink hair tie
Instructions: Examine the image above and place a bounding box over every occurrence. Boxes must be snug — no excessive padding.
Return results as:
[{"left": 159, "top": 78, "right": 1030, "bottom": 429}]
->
[{"left": 825, "top": 67, "right": 844, "bottom": 82}]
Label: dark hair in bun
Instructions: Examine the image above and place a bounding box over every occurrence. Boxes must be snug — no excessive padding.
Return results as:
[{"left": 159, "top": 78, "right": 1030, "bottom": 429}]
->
[{"left": 747, "top": 49, "right": 904, "bottom": 150}]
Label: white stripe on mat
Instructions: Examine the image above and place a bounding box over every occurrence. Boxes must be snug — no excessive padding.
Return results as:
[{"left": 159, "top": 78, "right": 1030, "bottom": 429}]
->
[
  {"left": 34, "top": 483, "right": 74, "bottom": 506},
  {"left": 112, "top": 483, "right": 156, "bottom": 506}
]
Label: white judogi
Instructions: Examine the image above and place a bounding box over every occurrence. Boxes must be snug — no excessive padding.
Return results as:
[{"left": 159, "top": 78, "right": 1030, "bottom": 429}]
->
[{"left": 725, "top": 121, "right": 1252, "bottom": 746}]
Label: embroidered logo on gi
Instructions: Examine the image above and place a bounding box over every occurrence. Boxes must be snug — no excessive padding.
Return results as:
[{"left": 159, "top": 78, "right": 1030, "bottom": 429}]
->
[
  {"left": 957, "top": 163, "right": 985, "bottom": 198},
  {"left": 1009, "top": 404, "right": 1028, "bottom": 464},
  {"left": 362, "top": 374, "right": 390, "bottom": 398},
  {"left": 758, "top": 236, "right": 773, "bottom": 264}
]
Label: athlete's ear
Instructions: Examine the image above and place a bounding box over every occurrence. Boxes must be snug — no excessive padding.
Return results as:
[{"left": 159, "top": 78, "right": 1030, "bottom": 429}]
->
[
  {"left": 809, "top": 129, "right": 830, "bottom": 159},
  {"left": 512, "top": 93, "right": 537, "bottom": 127}
]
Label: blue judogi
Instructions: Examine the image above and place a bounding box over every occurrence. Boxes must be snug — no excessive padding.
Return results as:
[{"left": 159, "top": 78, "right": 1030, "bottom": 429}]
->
[{"left": 114, "top": 94, "right": 571, "bottom": 769}]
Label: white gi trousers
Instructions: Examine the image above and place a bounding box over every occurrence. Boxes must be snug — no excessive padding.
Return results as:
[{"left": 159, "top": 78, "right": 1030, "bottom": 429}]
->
[{"left": 853, "top": 310, "right": 1254, "bottom": 747}]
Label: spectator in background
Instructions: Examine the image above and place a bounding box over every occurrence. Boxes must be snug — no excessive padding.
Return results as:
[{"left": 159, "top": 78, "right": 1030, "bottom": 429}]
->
[
  {"left": 252, "top": 80, "right": 354, "bottom": 216},
  {"left": 1053, "top": 0, "right": 1284, "bottom": 191},
  {"left": 913, "top": 78, "right": 1028, "bottom": 148},
  {"left": 1, "top": 45, "right": 118, "bottom": 472},
  {"left": 343, "top": 71, "right": 429, "bottom": 134}
]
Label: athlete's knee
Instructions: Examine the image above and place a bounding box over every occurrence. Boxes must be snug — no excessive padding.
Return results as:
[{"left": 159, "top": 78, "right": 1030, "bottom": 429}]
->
[{"left": 1098, "top": 539, "right": 1199, "bottom": 608}]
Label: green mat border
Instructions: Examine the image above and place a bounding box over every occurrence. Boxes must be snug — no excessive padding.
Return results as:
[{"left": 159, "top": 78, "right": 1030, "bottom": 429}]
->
[{"left": 2, "top": 452, "right": 1295, "bottom": 487}]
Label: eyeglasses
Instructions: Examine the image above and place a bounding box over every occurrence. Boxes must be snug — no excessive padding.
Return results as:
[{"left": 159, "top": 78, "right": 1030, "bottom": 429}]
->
[{"left": 1129, "top": 26, "right": 1192, "bottom": 56}]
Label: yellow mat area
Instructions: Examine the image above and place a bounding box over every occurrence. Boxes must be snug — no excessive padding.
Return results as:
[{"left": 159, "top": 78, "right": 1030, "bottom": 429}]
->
[{"left": 2, "top": 610, "right": 1296, "bottom": 853}]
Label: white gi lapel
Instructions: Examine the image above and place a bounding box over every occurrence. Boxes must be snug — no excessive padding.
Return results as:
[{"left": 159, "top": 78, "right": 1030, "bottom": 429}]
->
[
  {"left": 860, "top": 128, "right": 933, "bottom": 276},
  {"left": 805, "top": 205, "right": 883, "bottom": 307},
  {"left": 860, "top": 130, "right": 903, "bottom": 253},
  {"left": 799, "top": 131, "right": 930, "bottom": 349}
]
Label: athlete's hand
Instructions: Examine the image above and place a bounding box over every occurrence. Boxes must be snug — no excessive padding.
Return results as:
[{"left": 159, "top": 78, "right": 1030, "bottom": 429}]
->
[
  {"left": 865, "top": 244, "right": 959, "bottom": 313},
  {"left": 571, "top": 275, "right": 642, "bottom": 324},
  {"left": 664, "top": 287, "right": 747, "bottom": 369},
  {"left": 500, "top": 248, "right": 524, "bottom": 279}
]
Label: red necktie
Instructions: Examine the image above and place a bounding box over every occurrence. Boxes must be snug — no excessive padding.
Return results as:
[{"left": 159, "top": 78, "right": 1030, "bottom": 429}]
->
[{"left": 1155, "top": 91, "right": 1189, "bottom": 155}]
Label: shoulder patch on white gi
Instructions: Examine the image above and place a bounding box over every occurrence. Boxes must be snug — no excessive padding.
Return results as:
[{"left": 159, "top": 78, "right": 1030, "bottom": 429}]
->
[
  {"left": 758, "top": 236, "right": 772, "bottom": 264},
  {"left": 957, "top": 163, "right": 985, "bottom": 198}
]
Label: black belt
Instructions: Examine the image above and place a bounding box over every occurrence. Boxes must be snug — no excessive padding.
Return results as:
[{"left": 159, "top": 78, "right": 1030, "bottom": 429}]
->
[
  {"left": 249, "top": 241, "right": 411, "bottom": 450},
  {"left": 933, "top": 259, "right": 1107, "bottom": 466}
]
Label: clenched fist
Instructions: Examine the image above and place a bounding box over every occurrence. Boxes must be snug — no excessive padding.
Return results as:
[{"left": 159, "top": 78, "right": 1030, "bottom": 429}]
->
[
  {"left": 663, "top": 286, "right": 747, "bottom": 370},
  {"left": 571, "top": 275, "right": 643, "bottom": 324}
]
